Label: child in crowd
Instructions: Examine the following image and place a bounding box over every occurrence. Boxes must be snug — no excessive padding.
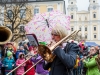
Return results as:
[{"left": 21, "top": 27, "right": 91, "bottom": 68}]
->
[
  {"left": 2, "top": 51, "right": 15, "bottom": 75},
  {"left": 25, "top": 46, "right": 36, "bottom": 75},
  {"left": 15, "top": 46, "right": 26, "bottom": 60},
  {"left": 16, "top": 53, "right": 26, "bottom": 75}
]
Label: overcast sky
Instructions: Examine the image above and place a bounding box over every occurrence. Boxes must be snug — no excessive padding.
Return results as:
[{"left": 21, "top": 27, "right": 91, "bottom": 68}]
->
[{"left": 64, "top": 0, "right": 100, "bottom": 14}]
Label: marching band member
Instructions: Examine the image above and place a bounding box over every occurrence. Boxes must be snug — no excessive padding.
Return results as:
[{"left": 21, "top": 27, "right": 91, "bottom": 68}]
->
[
  {"left": 43, "top": 25, "right": 80, "bottom": 75},
  {"left": 82, "top": 46, "right": 100, "bottom": 75}
]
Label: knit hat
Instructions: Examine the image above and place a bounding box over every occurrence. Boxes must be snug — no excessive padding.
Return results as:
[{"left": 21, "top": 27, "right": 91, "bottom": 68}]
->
[
  {"left": 39, "top": 42, "right": 47, "bottom": 46},
  {"left": 7, "top": 51, "right": 12, "bottom": 57}
]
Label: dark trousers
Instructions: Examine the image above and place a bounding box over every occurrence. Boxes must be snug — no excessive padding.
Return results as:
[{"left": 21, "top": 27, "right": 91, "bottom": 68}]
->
[{"left": 1, "top": 67, "right": 5, "bottom": 75}]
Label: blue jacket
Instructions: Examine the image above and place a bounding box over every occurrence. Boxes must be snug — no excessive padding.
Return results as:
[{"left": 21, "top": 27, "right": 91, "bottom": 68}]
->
[
  {"left": 2, "top": 57, "right": 15, "bottom": 70},
  {"left": 15, "top": 50, "right": 26, "bottom": 59},
  {"left": 43, "top": 42, "right": 80, "bottom": 75}
]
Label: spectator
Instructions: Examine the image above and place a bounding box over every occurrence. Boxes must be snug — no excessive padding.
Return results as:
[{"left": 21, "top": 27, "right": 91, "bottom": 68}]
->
[
  {"left": 22, "top": 42, "right": 29, "bottom": 54},
  {"left": 2, "top": 51, "right": 15, "bottom": 75},
  {"left": 16, "top": 53, "right": 26, "bottom": 75},
  {"left": 5, "top": 43, "right": 15, "bottom": 58},
  {"left": 26, "top": 55, "right": 35, "bottom": 75},
  {"left": 15, "top": 46, "right": 26, "bottom": 60},
  {"left": 18, "top": 36, "right": 28, "bottom": 46}
]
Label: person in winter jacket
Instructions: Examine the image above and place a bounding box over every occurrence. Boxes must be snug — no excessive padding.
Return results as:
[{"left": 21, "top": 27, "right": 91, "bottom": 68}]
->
[
  {"left": 2, "top": 51, "right": 15, "bottom": 75},
  {"left": 83, "top": 46, "right": 100, "bottom": 75},
  {"left": 25, "top": 46, "right": 36, "bottom": 75},
  {"left": 5, "top": 43, "right": 16, "bottom": 60},
  {"left": 16, "top": 53, "right": 26, "bottom": 75},
  {"left": 43, "top": 25, "right": 79, "bottom": 75},
  {"left": 15, "top": 46, "right": 26, "bottom": 60},
  {"left": 31, "top": 55, "right": 49, "bottom": 75},
  {"left": 30, "top": 43, "right": 49, "bottom": 75}
]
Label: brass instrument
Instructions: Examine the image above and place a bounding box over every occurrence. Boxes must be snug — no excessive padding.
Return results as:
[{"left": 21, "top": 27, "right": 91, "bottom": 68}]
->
[
  {"left": 7, "top": 30, "right": 80, "bottom": 75},
  {"left": 0, "top": 26, "right": 12, "bottom": 61},
  {"left": 0, "top": 26, "right": 12, "bottom": 44},
  {"left": 22, "top": 58, "right": 43, "bottom": 75},
  {"left": 38, "top": 30, "right": 80, "bottom": 62},
  {"left": 6, "top": 53, "right": 36, "bottom": 75},
  {"left": 7, "top": 33, "right": 39, "bottom": 75},
  {"left": 21, "top": 30, "right": 80, "bottom": 75}
]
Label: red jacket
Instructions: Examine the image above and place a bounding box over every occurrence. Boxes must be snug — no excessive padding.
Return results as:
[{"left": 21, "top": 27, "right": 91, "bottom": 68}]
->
[{"left": 26, "top": 60, "right": 35, "bottom": 75}]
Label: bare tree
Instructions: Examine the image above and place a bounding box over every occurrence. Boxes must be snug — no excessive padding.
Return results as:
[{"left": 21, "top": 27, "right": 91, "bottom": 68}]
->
[{"left": 0, "top": 0, "right": 32, "bottom": 41}]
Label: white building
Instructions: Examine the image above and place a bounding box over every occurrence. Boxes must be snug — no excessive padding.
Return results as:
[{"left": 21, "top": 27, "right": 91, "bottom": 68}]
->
[{"left": 67, "top": 0, "right": 100, "bottom": 44}]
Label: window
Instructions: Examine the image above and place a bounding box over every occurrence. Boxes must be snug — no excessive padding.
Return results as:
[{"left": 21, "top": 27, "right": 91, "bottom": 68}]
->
[
  {"left": 79, "top": 18, "right": 81, "bottom": 21},
  {"left": 94, "top": 27, "right": 96, "bottom": 31},
  {"left": 20, "top": 9, "right": 26, "bottom": 18},
  {"left": 71, "top": 27, "right": 74, "bottom": 31},
  {"left": 93, "top": 1, "right": 95, "bottom": 3},
  {"left": 19, "top": 25, "right": 24, "bottom": 32},
  {"left": 85, "top": 17, "right": 87, "bottom": 20},
  {"left": 93, "top": 13, "right": 96, "bottom": 18},
  {"left": 94, "top": 34, "right": 96, "bottom": 38},
  {"left": 48, "top": 8, "right": 53, "bottom": 12},
  {"left": 71, "top": 2, "right": 73, "bottom": 4},
  {"left": 85, "top": 27, "right": 87, "bottom": 31},
  {"left": 71, "top": 15, "right": 73, "bottom": 19},
  {"left": 34, "top": 8, "right": 39, "bottom": 14},
  {"left": 85, "top": 35, "right": 87, "bottom": 39},
  {"left": 7, "top": 10, "right": 13, "bottom": 19},
  {"left": 79, "top": 27, "right": 81, "bottom": 31}
]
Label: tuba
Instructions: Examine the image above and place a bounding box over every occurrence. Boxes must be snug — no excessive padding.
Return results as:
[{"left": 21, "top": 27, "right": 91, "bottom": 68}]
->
[{"left": 0, "top": 26, "right": 12, "bottom": 44}]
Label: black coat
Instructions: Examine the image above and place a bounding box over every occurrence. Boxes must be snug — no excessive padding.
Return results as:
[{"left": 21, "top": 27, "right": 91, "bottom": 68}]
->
[{"left": 43, "top": 42, "right": 80, "bottom": 75}]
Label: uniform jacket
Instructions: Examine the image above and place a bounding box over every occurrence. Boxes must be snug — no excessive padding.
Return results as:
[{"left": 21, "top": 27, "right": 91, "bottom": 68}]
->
[
  {"left": 83, "top": 55, "right": 100, "bottom": 75},
  {"left": 16, "top": 58, "right": 26, "bottom": 75},
  {"left": 43, "top": 42, "right": 80, "bottom": 75}
]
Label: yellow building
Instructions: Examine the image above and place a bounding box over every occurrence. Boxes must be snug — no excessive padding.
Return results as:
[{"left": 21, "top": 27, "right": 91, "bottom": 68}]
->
[{"left": 0, "top": 0, "right": 66, "bottom": 42}]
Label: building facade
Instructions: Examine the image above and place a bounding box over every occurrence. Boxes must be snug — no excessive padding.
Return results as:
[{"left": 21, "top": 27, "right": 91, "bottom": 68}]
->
[
  {"left": 67, "top": 0, "right": 100, "bottom": 44},
  {"left": 0, "top": 0, "right": 65, "bottom": 42}
]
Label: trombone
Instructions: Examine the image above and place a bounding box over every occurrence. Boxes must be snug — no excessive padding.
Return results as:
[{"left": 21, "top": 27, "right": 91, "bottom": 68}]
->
[
  {"left": 21, "top": 30, "right": 80, "bottom": 75},
  {"left": 6, "top": 52, "right": 36, "bottom": 75}
]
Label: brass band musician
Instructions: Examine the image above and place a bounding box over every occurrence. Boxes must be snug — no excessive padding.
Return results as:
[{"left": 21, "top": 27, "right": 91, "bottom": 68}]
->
[{"left": 43, "top": 25, "right": 80, "bottom": 75}]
